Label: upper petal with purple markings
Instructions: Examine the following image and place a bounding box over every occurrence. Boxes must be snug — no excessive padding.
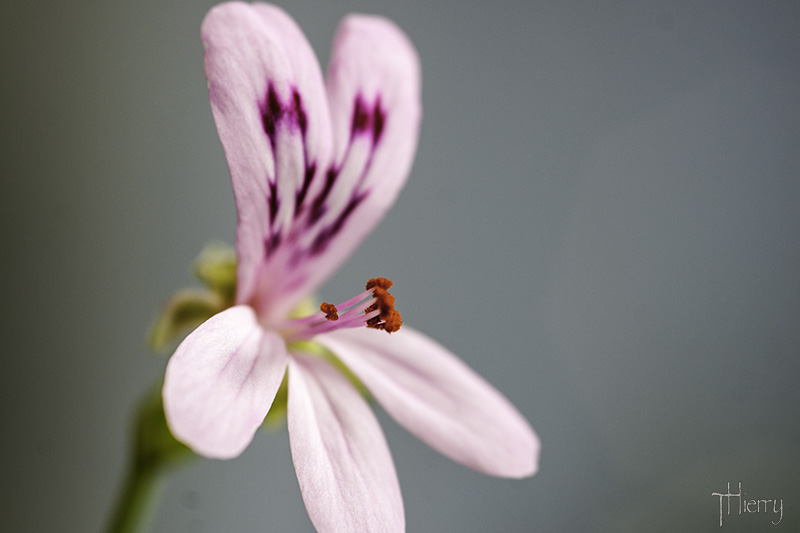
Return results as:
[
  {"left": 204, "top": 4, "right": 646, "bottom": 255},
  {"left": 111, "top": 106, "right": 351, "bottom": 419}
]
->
[
  {"left": 282, "top": 15, "right": 421, "bottom": 314},
  {"left": 202, "top": 4, "right": 421, "bottom": 320},
  {"left": 202, "top": 2, "right": 333, "bottom": 313}
]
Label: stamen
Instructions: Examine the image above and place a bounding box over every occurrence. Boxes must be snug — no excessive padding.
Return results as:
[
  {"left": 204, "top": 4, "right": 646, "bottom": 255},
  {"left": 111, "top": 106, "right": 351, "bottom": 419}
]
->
[
  {"left": 282, "top": 277, "right": 402, "bottom": 340},
  {"left": 320, "top": 302, "right": 338, "bottom": 321},
  {"left": 365, "top": 278, "right": 402, "bottom": 333},
  {"left": 366, "top": 277, "right": 393, "bottom": 290}
]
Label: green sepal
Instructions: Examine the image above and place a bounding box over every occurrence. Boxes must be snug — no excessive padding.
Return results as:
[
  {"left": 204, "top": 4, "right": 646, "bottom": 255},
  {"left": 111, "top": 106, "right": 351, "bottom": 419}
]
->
[
  {"left": 148, "top": 242, "right": 237, "bottom": 353},
  {"left": 192, "top": 242, "right": 236, "bottom": 304},
  {"left": 262, "top": 371, "right": 289, "bottom": 428},
  {"left": 148, "top": 289, "right": 224, "bottom": 353}
]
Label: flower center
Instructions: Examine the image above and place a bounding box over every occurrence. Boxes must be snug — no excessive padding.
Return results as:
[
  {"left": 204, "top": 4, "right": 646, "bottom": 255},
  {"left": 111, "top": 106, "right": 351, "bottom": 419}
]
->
[{"left": 282, "top": 277, "right": 402, "bottom": 341}]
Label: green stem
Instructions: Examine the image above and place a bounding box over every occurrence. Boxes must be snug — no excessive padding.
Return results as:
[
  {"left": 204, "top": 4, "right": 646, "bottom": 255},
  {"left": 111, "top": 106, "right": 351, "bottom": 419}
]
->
[
  {"left": 107, "top": 462, "right": 163, "bottom": 533},
  {"left": 107, "top": 383, "right": 195, "bottom": 533}
]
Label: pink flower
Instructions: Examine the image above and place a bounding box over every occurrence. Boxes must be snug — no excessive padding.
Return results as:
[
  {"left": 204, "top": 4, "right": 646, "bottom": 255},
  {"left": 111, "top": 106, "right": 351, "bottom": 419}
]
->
[{"left": 163, "top": 3, "right": 540, "bottom": 531}]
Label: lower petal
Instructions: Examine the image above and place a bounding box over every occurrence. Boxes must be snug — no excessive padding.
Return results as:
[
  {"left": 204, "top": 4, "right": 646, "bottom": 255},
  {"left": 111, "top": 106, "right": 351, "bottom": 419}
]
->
[
  {"left": 163, "top": 305, "right": 288, "bottom": 459},
  {"left": 288, "top": 354, "right": 403, "bottom": 533},
  {"left": 318, "top": 327, "right": 540, "bottom": 478}
]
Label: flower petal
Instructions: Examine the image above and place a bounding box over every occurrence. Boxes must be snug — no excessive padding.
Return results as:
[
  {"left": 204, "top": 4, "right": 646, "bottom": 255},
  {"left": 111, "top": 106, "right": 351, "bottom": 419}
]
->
[
  {"left": 318, "top": 328, "right": 540, "bottom": 478},
  {"left": 163, "top": 306, "right": 288, "bottom": 459},
  {"left": 201, "top": 3, "right": 333, "bottom": 312},
  {"left": 203, "top": 7, "right": 421, "bottom": 319},
  {"left": 268, "top": 15, "right": 423, "bottom": 315},
  {"left": 288, "top": 354, "right": 404, "bottom": 533}
]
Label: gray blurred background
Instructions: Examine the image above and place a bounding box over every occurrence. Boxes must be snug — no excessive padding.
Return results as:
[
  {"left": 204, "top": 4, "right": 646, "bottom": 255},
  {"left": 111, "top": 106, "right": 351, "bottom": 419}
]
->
[{"left": 3, "top": 1, "right": 799, "bottom": 531}]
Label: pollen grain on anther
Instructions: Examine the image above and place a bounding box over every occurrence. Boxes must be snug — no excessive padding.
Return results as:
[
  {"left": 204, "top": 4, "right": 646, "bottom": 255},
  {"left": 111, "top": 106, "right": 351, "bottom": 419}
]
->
[
  {"left": 382, "top": 309, "right": 402, "bottom": 333},
  {"left": 365, "top": 277, "right": 402, "bottom": 333},
  {"left": 366, "top": 277, "right": 393, "bottom": 290},
  {"left": 320, "top": 302, "right": 339, "bottom": 321}
]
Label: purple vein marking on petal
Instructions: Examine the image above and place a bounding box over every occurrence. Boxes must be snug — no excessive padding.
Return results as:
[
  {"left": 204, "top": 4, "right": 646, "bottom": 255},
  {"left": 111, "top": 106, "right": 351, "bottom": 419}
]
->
[
  {"left": 261, "top": 83, "right": 283, "bottom": 150},
  {"left": 372, "top": 97, "right": 385, "bottom": 145},
  {"left": 309, "top": 166, "right": 338, "bottom": 225},
  {"left": 289, "top": 86, "right": 315, "bottom": 219},
  {"left": 291, "top": 89, "right": 308, "bottom": 138},
  {"left": 352, "top": 97, "right": 386, "bottom": 193},
  {"left": 308, "top": 191, "right": 368, "bottom": 256},
  {"left": 341, "top": 94, "right": 386, "bottom": 195},
  {"left": 295, "top": 162, "right": 316, "bottom": 217},
  {"left": 268, "top": 180, "right": 280, "bottom": 225},
  {"left": 351, "top": 95, "right": 370, "bottom": 139},
  {"left": 264, "top": 230, "right": 282, "bottom": 259},
  {"left": 350, "top": 94, "right": 385, "bottom": 145}
]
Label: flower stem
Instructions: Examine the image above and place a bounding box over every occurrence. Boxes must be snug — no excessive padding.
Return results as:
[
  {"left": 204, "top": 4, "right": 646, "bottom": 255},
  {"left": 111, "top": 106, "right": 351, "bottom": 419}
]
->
[
  {"left": 107, "top": 383, "right": 194, "bottom": 533},
  {"left": 107, "top": 460, "right": 164, "bottom": 533}
]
